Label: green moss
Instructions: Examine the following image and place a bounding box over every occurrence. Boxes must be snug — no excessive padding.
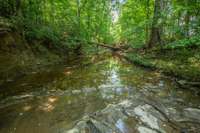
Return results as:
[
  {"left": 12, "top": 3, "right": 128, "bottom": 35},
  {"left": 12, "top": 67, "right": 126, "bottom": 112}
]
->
[
  {"left": 164, "top": 35, "right": 200, "bottom": 49},
  {"left": 125, "top": 48, "right": 200, "bottom": 82},
  {"left": 125, "top": 53, "right": 155, "bottom": 69}
]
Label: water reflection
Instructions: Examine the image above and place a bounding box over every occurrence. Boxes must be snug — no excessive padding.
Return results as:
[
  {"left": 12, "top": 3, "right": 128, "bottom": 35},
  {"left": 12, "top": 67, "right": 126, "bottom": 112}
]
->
[{"left": 0, "top": 54, "right": 200, "bottom": 133}]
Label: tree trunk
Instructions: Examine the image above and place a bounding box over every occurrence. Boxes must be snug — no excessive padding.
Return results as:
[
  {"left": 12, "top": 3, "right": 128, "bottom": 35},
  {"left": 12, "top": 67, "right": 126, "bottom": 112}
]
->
[
  {"left": 148, "top": 0, "right": 162, "bottom": 48},
  {"left": 76, "top": 0, "right": 82, "bottom": 53},
  {"left": 145, "top": 0, "right": 150, "bottom": 44},
  {"left": 77, "top": 0, "right": 81, "bottom": 34},
  {"left": 184, "top": 0, "right": 191, "bottom": 38},
  {"left": 15, "top": 0, "right": 21, "bottom": 12},
  {"left": 184, "top": 11, "right": 190, "bottom": 37}
]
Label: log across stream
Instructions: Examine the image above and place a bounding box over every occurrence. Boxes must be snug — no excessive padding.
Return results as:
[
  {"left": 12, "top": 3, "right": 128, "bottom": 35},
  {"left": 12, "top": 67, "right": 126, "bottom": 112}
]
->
[{"left": 0, "top": 53, "right": 200, "bottom": 133}]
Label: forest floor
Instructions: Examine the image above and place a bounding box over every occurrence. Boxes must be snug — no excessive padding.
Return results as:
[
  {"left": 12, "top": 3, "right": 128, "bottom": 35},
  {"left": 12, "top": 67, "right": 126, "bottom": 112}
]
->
[{"left": 124, "top": 47, "right": 200, "bottom": 89}]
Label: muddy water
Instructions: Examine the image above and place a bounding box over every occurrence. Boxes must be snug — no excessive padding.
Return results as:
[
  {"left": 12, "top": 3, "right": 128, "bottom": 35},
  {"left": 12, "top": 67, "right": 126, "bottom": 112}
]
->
[{"left": 0, "top": 54, "right": 200, "bottom": 133}]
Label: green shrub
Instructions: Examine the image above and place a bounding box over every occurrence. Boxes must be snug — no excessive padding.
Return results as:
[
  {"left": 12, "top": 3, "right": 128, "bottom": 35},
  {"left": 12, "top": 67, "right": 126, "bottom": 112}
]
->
[
  {"left": 164, "top": 35, "right": 200, "bottom": 49},
  {"left": 25, "top": 25, "right": 61, "bottom": 45}
]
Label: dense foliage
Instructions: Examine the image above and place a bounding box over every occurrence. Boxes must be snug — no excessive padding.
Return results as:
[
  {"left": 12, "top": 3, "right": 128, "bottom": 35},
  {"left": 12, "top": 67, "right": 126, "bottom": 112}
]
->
[
  {"left": 0, "top": 0, "right": 200, "bottom": 50},
  {"left": 164, "top": 34, "right": 200, "bottom": 49},
  {"left": 115, "top": 0, "right": 200, "bottom": 48},
  {"left": 0, "top": 0, "right": 113, "bottom": 51}
]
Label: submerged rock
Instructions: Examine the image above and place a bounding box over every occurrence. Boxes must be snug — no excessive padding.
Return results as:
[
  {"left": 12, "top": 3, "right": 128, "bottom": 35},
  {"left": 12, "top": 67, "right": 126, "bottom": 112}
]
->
[
  {"left": 134, "top": 104, "right": 161, "bottom": 131},
  {"left": 176, "top": 80, "right": 200, "bottom": 90},
  {"left": 63, "top": 92, "right": 200, "bottom": 133},
  {"left": 64, "top": 99, "right": 182, "bottom": 133},
  {"left": 72, "top": 90, "right": 82, "bottom": 94},
  {"left": 138, "top": 126, "right": 157, "bottom": 133},
  {"left": 183, "top": 108, "right": 200, "bottom": 121}
]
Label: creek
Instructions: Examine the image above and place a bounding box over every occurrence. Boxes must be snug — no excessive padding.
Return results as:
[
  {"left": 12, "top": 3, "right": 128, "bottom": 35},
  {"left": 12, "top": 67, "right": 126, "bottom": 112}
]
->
[{"left": 0, "top": 53, "right": 200, "bottom": 133}]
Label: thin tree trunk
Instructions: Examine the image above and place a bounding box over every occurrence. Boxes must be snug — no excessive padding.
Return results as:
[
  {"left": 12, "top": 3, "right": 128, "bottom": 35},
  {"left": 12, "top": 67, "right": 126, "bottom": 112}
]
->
[
  {"left": 15, "top": 0, "right": 21, "bottom": 15},
  {"left": 184, "top": 0, "right": 190, "bottom": 38},
  {"left": 145, "top": 0, "right": 150, "bottom": 45},
  {"left": 77, "top": 0, "right": 81, "bottom": 35},
  {"left": 76, "top": 0, "right": 82, "bottom": 54},
  {"left": 185, "top": 11, "right": 190, "bottom": 37},
  {"left": 148, "top": 0, "right": 162, "bottom": 48}
]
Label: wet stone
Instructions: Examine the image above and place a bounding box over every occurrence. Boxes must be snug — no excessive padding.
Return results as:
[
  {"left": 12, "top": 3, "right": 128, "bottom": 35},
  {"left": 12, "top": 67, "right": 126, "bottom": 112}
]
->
[
  {"left": 134, "top": 104, "right": 161, "bottom": 130},
  {"left": 138, "top": 126, "right": 157, "bottom": 133},
  {"left": 183, "top": 108, "right": 200, "bottom": 121},
  {"left": 65, "top": 99, "right": 176, "bottom": 133},
  {"left": 72, "top": 90, "right": 82, "bottom": 94}
]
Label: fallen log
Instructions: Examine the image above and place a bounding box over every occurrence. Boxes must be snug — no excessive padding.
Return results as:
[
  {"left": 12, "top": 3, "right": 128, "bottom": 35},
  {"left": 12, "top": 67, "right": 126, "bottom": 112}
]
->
[
  {"left": 97, "top": 43, "right": 121, "bottom": 51},
  {"left": 66, "top": 38, "right": 123, "bottom": 51}
]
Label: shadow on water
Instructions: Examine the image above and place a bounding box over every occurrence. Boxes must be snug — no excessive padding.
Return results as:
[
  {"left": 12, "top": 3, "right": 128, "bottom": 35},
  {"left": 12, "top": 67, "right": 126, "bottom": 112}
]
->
[{"left": 0, "top": 53, "right": 200, "bottom": 133}]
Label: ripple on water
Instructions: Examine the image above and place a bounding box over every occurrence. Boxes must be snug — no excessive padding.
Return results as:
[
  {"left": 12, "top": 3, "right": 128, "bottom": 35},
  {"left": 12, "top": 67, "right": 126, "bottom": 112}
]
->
[{"left": 1, "top": 55, "right": 200, "bottom": 133}]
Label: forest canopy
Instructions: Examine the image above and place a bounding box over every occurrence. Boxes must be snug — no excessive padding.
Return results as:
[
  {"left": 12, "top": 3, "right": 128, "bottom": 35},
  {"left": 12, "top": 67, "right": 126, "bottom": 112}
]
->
[{"left": 0, "top": 0, "right": 200, "bottom": 50}]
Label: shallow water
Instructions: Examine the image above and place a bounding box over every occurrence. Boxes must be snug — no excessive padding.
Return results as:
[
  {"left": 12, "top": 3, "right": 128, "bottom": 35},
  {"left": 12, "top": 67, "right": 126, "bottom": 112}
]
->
[{"left": 0, "top": 54, "right": 200, "bottom": 133}]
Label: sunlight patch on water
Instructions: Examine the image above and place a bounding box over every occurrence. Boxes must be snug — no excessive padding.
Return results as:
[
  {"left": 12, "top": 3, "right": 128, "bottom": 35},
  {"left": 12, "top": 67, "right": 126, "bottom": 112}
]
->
[
  {"left": 23, "top": 105, "right": 32, "bottom": 111},
  {"left": 38, "top": 96, "right": 58, "bottom": 112}
]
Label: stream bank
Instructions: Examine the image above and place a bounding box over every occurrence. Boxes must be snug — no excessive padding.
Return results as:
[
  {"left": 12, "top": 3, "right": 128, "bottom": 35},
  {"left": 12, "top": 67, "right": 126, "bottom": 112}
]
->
[
  {"left": 0, "top": 27, "right": 69, "bottom": 86},
  {"left": 122, "top": 47, "right": 200, "bottom": 90}
]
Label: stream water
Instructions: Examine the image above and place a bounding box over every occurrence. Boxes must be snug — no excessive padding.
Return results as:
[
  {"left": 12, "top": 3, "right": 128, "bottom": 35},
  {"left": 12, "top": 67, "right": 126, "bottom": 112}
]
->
[{"left": 0, "top": 53, "right": 200, "bottom": 133}]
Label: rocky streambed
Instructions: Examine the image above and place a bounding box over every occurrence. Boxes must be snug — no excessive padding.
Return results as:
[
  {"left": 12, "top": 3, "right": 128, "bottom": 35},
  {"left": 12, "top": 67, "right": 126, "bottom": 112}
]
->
[
  {"left": 0, "top": 54, "right": 200, "bottom": 133},
  {"left": 66, "top": 95, "right": 200, "bottom": 133}
]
